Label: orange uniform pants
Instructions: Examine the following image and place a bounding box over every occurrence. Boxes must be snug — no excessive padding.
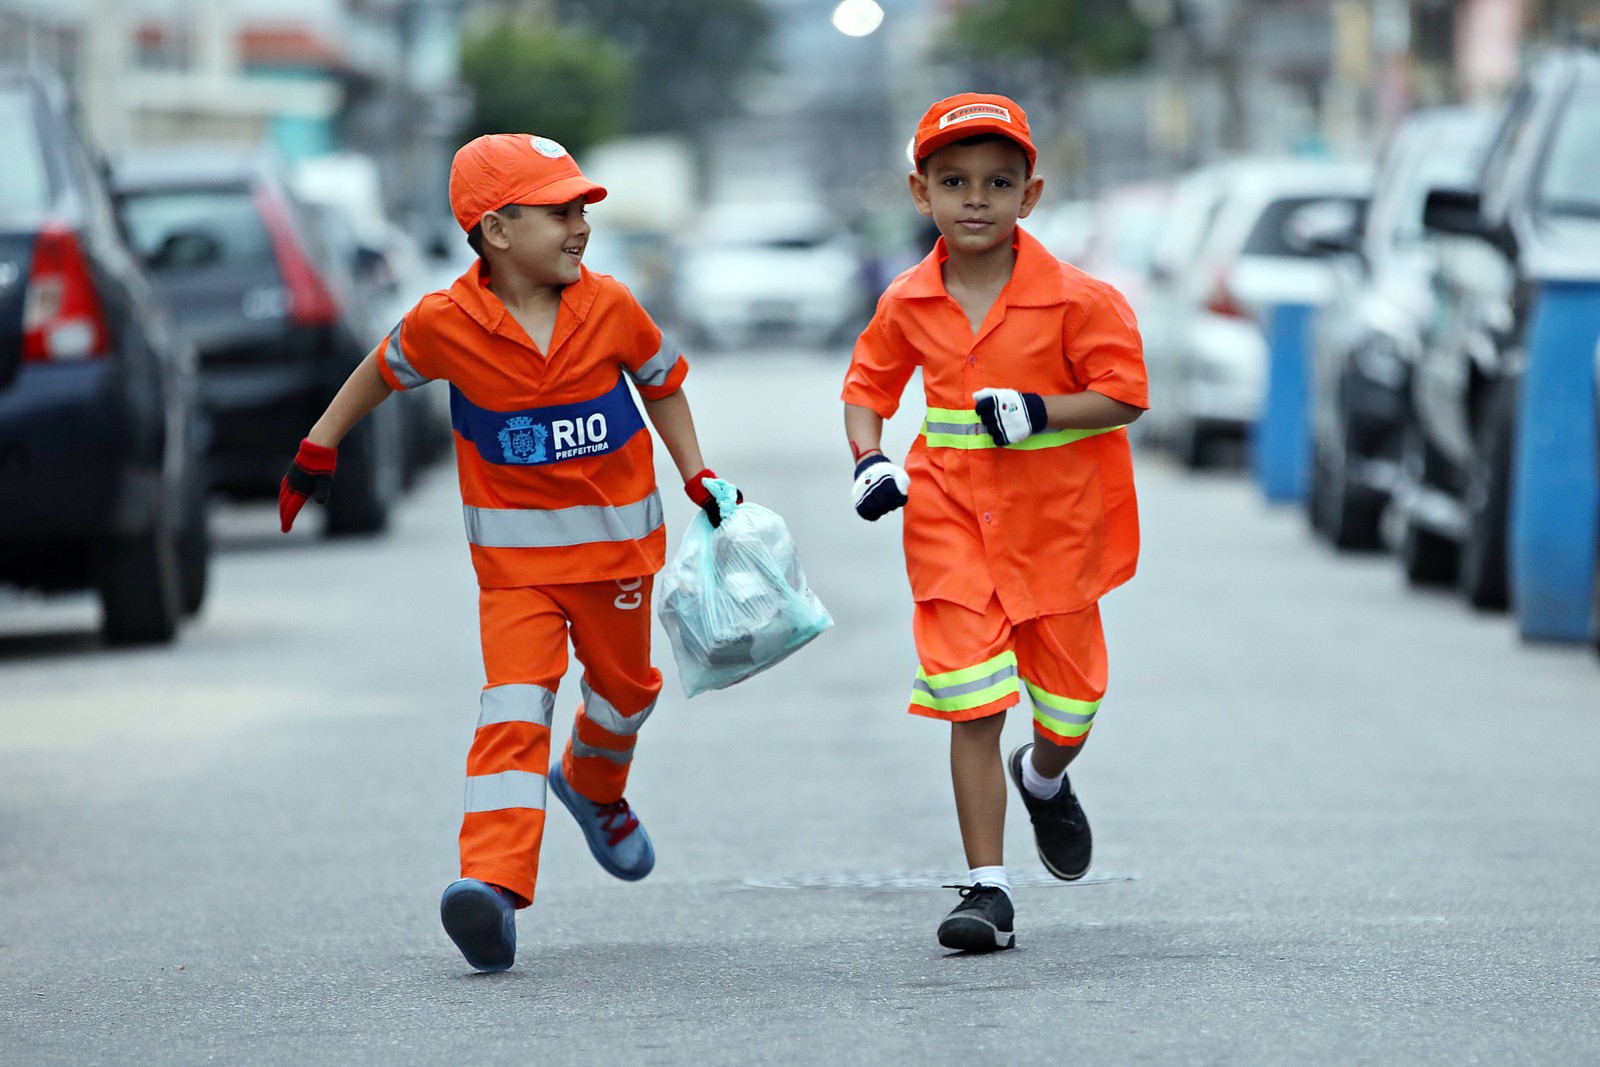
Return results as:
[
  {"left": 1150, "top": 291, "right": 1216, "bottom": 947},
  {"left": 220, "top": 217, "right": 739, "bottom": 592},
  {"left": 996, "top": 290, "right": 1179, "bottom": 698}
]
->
[
  {"left": 463, "top": 576, "right": 661, "bottom": 907},
  {"left": 910, "top": 595, "right": 1107, "bottom": 747}
]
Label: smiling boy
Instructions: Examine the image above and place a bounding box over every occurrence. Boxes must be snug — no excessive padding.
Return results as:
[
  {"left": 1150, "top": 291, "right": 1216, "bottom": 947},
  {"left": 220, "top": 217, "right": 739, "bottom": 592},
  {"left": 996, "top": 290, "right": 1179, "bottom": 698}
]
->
[
  {"left": 842, "top": 94, "right": 1150, "bottom": 951},
  {"left": 277, "top": 133, "right": 738, "bottom": 972}
]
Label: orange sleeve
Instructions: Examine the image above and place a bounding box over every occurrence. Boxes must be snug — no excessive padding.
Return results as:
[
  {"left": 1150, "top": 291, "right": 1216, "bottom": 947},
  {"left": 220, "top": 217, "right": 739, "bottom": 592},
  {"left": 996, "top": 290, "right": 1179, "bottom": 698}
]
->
[
  {"left": 614, "top": 285, "right": 688, "bottom": 401},
  {"left": 373, "top": 299, "right": 444, "bottom": 392},
  {"left": 1065, "top": 281, "right": 1149, "bottom": 410},
  {"left": 841, "top": 296, "right": 918, "bottom": 419}
]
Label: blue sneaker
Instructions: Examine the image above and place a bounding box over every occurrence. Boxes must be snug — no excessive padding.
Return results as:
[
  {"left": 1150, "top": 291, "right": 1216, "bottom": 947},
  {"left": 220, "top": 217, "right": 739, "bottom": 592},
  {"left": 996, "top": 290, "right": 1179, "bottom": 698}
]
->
[
  {"left": 439, "top": 879, "right": 516, "bottom": 972},
  {"left": 548, "top": 762, "right": 655, "bottom": 881}
]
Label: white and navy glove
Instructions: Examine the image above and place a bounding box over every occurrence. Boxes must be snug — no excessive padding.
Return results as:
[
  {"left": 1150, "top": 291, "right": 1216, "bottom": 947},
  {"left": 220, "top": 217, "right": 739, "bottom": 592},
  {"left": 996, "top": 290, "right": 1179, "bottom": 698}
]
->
[
  {"left": 974, "top": 388, "right": 1047, "bottom": 446},
  {"left": 851, "top": 451, "right": 909, "bottom": 521}
]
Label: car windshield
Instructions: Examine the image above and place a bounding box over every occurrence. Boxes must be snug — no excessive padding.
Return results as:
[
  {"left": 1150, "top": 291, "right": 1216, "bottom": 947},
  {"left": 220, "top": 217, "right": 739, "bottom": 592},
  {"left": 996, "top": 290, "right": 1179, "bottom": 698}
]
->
[
  {"left": 1538, "top": 88, "right": 1600, "bottom": 219},
  {"left": 1242, "top": 195, "right": 1367, "bottom": 257},
  {"left": 0, "top": 88, "right": 52, "bottom": 225},
  {"left": 117, "top": 187, "right": 275, "bottom": 269}
]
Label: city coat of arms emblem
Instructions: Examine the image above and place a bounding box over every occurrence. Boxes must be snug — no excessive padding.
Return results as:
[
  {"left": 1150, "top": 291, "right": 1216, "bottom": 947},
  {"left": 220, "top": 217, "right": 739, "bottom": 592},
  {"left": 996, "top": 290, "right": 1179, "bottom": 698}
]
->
[{"left": 498, "top": 416, "right": 548, "bottom": 464}]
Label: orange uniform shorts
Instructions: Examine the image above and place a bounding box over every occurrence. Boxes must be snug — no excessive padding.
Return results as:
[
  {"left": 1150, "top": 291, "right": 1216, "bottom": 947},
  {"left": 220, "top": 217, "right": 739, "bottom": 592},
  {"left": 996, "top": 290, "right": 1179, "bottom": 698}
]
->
[{"left": 910, "top": 595, "right": 1107, "bottom": 747}]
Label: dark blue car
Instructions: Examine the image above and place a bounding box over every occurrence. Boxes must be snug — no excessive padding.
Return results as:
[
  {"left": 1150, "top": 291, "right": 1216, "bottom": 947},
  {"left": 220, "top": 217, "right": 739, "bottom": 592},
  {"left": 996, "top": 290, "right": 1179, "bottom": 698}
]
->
[{"left": 0, "top": 66, "right": 210, "bottom": 644}]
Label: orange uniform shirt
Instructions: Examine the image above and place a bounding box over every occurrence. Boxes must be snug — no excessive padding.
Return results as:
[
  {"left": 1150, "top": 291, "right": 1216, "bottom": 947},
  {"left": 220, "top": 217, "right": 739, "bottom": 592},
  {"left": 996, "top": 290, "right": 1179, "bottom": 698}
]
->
[
  {"left": 842, "top": 227, "right": 1149, "bottom": 622},
  {"left": 375, "top": 260, "right": 688, "bottom": 588}
]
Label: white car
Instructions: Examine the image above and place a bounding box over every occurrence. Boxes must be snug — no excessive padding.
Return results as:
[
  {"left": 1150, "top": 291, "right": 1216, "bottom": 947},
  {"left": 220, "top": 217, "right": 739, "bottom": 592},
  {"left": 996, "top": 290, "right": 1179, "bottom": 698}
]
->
[
  {"left": 675, "top": 201, "right": 866, "bottom": 350},
  {"left": 1141, "top": 158, "right": 1372, "bottom": 466}
]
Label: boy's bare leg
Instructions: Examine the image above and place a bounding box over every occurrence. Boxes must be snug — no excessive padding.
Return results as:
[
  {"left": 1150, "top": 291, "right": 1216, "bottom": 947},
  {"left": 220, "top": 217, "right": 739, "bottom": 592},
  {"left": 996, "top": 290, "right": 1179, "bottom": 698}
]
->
[
  {"left": 950, "top": 713, "right": 1008, "bottom": 868},
  {"left": 1027, "top": 731, "right": 1086, "bottom": 777}
]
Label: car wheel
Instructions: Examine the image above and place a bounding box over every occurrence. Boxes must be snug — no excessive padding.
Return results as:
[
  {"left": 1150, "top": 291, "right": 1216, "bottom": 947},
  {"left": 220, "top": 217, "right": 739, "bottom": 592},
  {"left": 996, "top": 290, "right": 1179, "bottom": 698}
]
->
[
  {"left": 325, "top": 398, "right": 403, "bottom": 537},
  {"left": 1397, "top": 423, "right": 1458, "bottom": 587},
  {"left": 1457, "top": 381, "right": 1514, "bottom": 611},
  {"left": 1317, "top": 437, "right": 1385, "bottom": 551},
  {"left": 1176, "top": 420, "right": 1211, "bottom": 470},
  {"left": 97, "top": 506, "right": 182, "bottom": 646},
  {"left": 177, "top": 453, "right": 212, "bottom": 617}
]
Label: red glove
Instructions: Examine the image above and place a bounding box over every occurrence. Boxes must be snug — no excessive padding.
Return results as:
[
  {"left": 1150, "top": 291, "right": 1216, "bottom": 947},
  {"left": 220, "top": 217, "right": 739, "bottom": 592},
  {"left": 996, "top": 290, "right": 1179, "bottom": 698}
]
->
[
  {"left": 684, "top": 468, "right": 742, "bottom": 527},
  {"left": 279, "top": 438, "right": 338, "bottom": 532}
]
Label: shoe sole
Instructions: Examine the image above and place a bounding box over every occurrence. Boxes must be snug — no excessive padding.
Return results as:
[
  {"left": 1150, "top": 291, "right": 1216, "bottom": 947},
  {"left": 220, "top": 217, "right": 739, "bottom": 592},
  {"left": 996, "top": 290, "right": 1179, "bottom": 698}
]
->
[
  {"left": 1008, "top": 744, "right": 1092, "bottom": 882},
  {"left": 548, "top": 767, "right": 655, "bottom": 882},
  {"left": 440, "top": 887, "right": 514, "bottom": 973},
  {"left": 937, "top": 915, "right": 1016, "bottom": 953}
]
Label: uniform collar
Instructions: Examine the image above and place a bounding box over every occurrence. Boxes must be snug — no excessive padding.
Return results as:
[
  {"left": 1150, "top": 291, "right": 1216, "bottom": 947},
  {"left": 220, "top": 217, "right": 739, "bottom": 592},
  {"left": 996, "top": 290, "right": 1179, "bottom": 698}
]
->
[
  {"left": 447, "top": 259, "right": 602, "bottom": 351},
  {"left": 893, "top": 225, "right": 1068, "bottom": 308}
]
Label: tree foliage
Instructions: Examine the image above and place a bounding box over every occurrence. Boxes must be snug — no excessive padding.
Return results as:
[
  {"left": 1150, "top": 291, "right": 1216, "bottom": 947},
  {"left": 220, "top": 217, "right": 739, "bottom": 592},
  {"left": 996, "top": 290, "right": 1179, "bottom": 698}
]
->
[
  {"left": 553, "top": 0, "right": 772, "bottom": 135},
  {"left": 458, "top": 20, "right": 631, "bottom": 155},
  {"left": 945, "top": 0, "right": 1150, "bottom": 77}
]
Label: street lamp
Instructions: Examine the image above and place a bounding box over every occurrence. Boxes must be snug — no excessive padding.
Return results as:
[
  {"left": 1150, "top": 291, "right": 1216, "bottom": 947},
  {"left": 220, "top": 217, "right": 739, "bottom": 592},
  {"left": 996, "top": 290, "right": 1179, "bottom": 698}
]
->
[{"left": 831, "top": 0, "right": 884, "bottom": 38}]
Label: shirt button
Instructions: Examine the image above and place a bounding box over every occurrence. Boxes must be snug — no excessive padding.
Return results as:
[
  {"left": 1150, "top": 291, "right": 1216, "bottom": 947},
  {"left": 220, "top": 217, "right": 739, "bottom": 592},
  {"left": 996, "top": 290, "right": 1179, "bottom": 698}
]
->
[
  {"left": 967, "top": 355, "right": 977, "bottom": 366},
  {"left": 983, "top": 511, "right": 993, "bottom": 523}
]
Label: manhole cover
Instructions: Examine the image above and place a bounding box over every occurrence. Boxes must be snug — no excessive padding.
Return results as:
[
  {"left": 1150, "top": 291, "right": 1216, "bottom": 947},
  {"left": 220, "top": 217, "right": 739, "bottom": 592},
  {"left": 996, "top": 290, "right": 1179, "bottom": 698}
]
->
[{"left": 741, "top": 870, "right": 1137, "bottom": 890}]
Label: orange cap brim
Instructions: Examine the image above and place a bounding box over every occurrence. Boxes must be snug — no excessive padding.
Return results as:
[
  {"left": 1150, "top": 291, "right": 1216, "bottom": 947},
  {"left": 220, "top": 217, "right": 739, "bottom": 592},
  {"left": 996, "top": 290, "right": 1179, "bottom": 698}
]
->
[{"left": 917, "top": 125, "right": 1036, "bottom": 170}]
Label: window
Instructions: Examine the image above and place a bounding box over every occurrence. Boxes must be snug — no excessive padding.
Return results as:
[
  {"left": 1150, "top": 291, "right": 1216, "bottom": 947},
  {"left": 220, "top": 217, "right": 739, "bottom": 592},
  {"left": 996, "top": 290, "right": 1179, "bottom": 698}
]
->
[
  {"left": 116, "top": 187, "right": 274, "bottom": 270},
  {"left": 0, "top": 89, "right": 52, "bottom": 224},
  {"left": 1537, "top": 88, "right": 1600, "bottom": 219}
]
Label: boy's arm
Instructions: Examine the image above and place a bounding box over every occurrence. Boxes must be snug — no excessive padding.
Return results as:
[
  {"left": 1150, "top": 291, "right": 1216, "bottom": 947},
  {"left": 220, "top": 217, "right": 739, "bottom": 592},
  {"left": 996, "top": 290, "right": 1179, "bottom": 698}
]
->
[
  {"left": 641, "top": 387, "right": 741, "bottom": 526},
  {"left": 974, "top": 387, "right": 1142, "bottom": 447},
  {"left": 279, "top": 348, "right": 394, "bottom": 532},
  {"left": 1041, "top": 390, "right": 1144, "bottom": 430}
]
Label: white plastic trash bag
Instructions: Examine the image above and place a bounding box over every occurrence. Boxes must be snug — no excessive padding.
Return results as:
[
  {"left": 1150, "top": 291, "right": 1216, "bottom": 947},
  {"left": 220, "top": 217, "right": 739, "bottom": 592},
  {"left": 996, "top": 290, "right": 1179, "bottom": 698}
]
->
[{"left": 657, "top": 479, "right": 833, "bottom": 697}]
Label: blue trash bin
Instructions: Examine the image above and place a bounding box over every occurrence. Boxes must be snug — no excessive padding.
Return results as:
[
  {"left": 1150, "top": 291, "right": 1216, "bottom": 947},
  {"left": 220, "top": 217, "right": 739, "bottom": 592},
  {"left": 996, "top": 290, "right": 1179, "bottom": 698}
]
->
[
  {"left": 1251, "top": 301, "right": 1317, "bottom": 503},
  {"left": 1511, "top": 280, "right": 1600, "bottom": 643}
]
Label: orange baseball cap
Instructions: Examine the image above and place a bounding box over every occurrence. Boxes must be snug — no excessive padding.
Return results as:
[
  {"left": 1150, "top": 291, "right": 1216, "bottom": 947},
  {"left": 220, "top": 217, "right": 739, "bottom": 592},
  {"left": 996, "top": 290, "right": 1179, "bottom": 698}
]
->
[
  {"left": 448, "top": 134, "right": 608, "bottom": 233},
  {"left": 912, "top": 92, "right": 1036, "bottom": 171}
]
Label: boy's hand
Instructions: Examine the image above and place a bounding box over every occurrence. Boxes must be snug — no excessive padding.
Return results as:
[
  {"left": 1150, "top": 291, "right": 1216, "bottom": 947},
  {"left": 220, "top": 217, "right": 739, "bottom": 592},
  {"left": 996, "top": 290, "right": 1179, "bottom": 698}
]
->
[
  {"left": 974, "top": 388, "right": 1047, "bottom": 446},
  {"left": 852, "top": 452, "right": 909, "bottom": 521},
  {"left": 685, "top": 469, "right": 742, "bottom": 527},
  {"left": 279, "top": 438, "right": 338, "bottom": 532}
]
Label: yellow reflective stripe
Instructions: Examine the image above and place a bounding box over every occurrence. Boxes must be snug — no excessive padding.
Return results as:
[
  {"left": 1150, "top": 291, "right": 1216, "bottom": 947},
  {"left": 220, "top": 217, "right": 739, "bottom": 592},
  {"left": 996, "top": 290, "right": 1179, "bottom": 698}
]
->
[
  {"left": 921, "top": 408, "right": 1123, "bottom": 451},
  {"left": 911, "top": 651, "right": 1019, "bottom": 712},
  {"left": 920, "top": 649, "right": 1017, "bottom": 688},
  {"left": 1025, "top": 679, "right": 1101, "bottom": 737}
]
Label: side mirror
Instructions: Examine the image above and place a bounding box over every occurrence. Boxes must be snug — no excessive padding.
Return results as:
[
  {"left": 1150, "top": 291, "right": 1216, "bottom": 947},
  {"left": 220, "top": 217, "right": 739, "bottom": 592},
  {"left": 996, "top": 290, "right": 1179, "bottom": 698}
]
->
[
  {"left": 1285, "top": 199, "right": 1362, "bottom": 256},
  {"left": 147, "top": 228, "right": 222, "bottom": 272},
  {"left": 1422, "top": 187, "right": 1516, "bottom": 256}
]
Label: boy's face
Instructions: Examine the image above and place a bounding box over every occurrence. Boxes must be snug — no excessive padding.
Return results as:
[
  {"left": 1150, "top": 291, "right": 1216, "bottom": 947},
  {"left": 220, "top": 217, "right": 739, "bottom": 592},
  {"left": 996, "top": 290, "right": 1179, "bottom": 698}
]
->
[
  {"left": 480, "top": 196, "right": 591, "bottom": 286},
  {"left": 909, "top": 139, "right": 1043, "bottom": 258}
]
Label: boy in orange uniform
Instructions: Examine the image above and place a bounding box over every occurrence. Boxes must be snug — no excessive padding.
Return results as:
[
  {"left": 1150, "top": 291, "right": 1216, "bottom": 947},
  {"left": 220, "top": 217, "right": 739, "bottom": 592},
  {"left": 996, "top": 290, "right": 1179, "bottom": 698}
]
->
[
  {"left": 278, "top": 134, "right": 738, "bottom": 972},
  {"left": 842, "top": 94, "right": 1148, "bottom": 952}
]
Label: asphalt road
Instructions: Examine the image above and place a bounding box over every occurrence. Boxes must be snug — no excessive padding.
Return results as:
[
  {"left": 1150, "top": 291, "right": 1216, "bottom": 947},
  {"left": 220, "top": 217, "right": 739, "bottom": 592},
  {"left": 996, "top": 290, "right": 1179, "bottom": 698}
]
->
[{"left": 2, "top": 351, "right": 1598, "bottom": 1066}]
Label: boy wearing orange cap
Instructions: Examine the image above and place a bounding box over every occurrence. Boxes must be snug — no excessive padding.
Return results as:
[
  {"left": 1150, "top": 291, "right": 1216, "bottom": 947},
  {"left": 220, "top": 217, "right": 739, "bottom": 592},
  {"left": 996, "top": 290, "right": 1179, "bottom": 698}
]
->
[
  {"left": 842, "top": 94, "right": 1148, "bottom": 952},
  {"left": 277, "top": 134, "right": 738, "bottom": 972}
]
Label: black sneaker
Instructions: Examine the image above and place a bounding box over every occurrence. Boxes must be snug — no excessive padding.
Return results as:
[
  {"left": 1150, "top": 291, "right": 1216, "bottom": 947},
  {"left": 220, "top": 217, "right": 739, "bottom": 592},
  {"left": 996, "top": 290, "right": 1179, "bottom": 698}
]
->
[
  {"left": 936, "top": 885, "right": 1016, "bottom": 952},
  {"left": 1008, "top": 743, "right": 1092, "bottom": 880}
]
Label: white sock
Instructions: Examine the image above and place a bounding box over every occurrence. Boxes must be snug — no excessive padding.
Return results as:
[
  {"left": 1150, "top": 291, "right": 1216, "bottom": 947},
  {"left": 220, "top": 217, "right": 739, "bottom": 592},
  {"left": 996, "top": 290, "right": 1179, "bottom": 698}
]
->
[
  {"left": 1022, "top": 750, "right": 1067, "bottom": 800},
  {"left": 969, "top": 865, "right": 1011, "bottom": 899}
]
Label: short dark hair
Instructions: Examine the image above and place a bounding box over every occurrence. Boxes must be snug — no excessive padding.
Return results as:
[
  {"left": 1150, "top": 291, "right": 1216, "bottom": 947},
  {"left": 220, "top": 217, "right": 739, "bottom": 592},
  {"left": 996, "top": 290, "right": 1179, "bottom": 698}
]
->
[
  {"left": 919, "top": 134, "right": 1032, "bottom": 176},
  {"left": 465, "top": 203, "right": 523, "bottom": 257}
]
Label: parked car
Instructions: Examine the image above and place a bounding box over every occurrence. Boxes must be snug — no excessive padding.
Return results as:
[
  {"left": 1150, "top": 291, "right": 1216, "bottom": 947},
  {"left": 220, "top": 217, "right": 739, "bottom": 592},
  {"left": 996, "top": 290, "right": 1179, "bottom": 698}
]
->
[
  {"left": 112, "top": 146, "right": 405, "bottom": 535},
  {"left": 0, "top": 67, "right": 210, "bottom": 643},
  {"left": 1076, "top": 181, "right": 1171, "bottom": 353},
  {"left": 1306, "top": 107, "right": 1493, "bottom": 549},
  {"left": 1141, "top": 158, "right": 1371, "bottom": 466},
  {"left": 1399, "top": 48, "right": 1600, "bottom": 609},
  {"left": 675, "top": 201, "right": 868, "bottom": 350}
]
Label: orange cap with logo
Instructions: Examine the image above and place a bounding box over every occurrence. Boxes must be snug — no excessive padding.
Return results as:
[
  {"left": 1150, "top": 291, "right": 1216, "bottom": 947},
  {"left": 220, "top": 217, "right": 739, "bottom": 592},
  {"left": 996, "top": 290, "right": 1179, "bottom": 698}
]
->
[
  {"left": 912, "top": 92, "right": 1036, "bottom": 172},
  {"left": 448, "top": 134, "right": 608, "bottom": 233}
]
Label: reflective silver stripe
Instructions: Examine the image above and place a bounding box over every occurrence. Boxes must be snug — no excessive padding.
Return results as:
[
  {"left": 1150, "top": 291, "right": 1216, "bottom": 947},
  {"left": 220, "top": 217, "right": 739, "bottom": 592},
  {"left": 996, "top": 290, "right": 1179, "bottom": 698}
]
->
[
  {"left": 383, "top": 323, "right": 428, "bottom": 388},
  {"left": 912, "top": 661, "right": 1018, "bottom": 701},
  {"left": 463, "top": 770, "right": 547, "bottom": 813},
  {"left": 923, "top": 419, "right": 983, "bottom": 437},
  {"left": 580, "top": 676, "right": 655, "bottom": 737},
  {"left": 570, "top": 736, "right": 634, "bottom": 765},
  {"left": 478, "top": 684, "right": 556, "bottom": 729},
  {"left": 627, "top": 339, "right": 680, "bottom": 389},
  {"left": 463, "top": 493, "right": 664, "bottom": 549}
]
